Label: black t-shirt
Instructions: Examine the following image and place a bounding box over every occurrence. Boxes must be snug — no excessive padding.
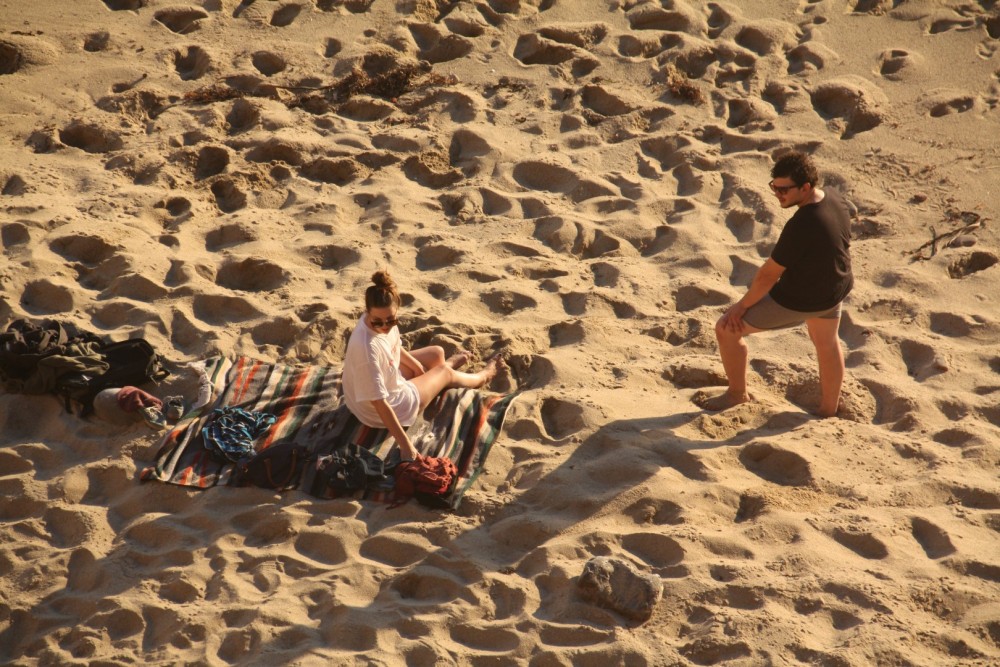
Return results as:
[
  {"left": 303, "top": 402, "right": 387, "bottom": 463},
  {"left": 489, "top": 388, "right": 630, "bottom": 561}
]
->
[{"left": 769, "top": 188, "right": 853, "bottom": 312}]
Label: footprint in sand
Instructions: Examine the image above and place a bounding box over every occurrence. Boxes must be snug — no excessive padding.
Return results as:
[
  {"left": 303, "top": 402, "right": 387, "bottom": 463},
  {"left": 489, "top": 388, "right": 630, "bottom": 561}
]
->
[
  {"left": 680, "top": 639, "right": 752, "bottom": 664},
  {"left": 154, "top": 8, "right": 209, "bottom": 34},
  {"left": 946, "top": 559, "right": 1000, "bottom": 583},
  {"left": 300, "top": 157, "right": 370, "bottom": 185},
  {"left": 625, "top": 497, "right": 684, "bottom": 526},
  {"left": 315, "top": 0, "right": 366, "bottom": 10},
  {"left": 830, "top": 526, "right": 889, "bottom": 559},
  {"left": 948, "top": 251, "right": 998, "bottom": 278},
  {"left": 192, "top": 293, "right": 262, "bottom": 324},
  {"left": 323, "top": 37, "right": 342, "bottom": 58},
  {"left": 927, "top": 17, "right": 976, "bottom": 35},
  {"left": 210, "top": 179, "right": 248, "bottom": 213},
  {"left": 361, "top": 533, "right": 434, "bottom": 568},
  {"left": 245, "top": 139, "right": 304, "bottom": 166},
  {"left": 402, "top": 153, "right": 463, "bottom": 189},
  {"left": 175, "top": 46, "right": 211, "bottom": 80},
  {"left": 251, "top": 50, "right": 286, "bottom": 76},
  {"left": 625, "top": 4, "right": 705, "bottom": 35},
  {"left": 409, "top": 24, "right": 474, "bottom": 64},
  {"left": 948, "top": 485, "right": 1000, "bottom": 510},
  {"left": 60, "top": 120, "right": 124, "bottom": 154},
  {"left": 481, "top": 289, "right": 537, "bottom": 315},
  {"left": 450, "top": 624, "right": 521, "bottom": 653},
  {"left": 102, "top": 0, "right": 144, "bottom": 9},
  {"left": 417, "top": 242, "right": 465, "bottom": 270},
  {"left": 910, "top": 517, "right": 955, "bottom": 558},
  {"left": 672, "top": 284, "right": 731, "bottom": 312},
  {"left": 83, "top": 31, "right": 110, "bottom": 52},
  {"left": 735, "top": 20, "right": 796, "bottom": 56},
  {"left": 898, "top": 339, "right": 948, "bottom": 380},
  {"left": 809, "top": 78, "right": 888, "bottom": 138},
  {"left": 22, "top": 279, "right": 75, "bottom": 313},
  {"left": 926, "top": 91, "right": 978, "bottom": 117},
  {"left": 848, "top": 0, "right": 900, "bottom": 14},
  {"left": 533, "top": 217, "right": 620, "bottom": 258},
  {"left": 216, "top": 257, "right": 288, "bottom": 292},
  {"left": 739, "top": 442, "right": 814, "bottom": 487},
  {"left": 580, "top": 84, "right": 635, "bottom": 118},
  {"left": 787, "top": 42, "right": 839, "bottom": 74},
  {"left": 304, "top": 243, "right": 362, "bottom": 271},
  {"left": 538, "top": 396, "right": 586, "bottom": 441},
  {"left": 621, "top": 532, "right": 685, "bottom": 572},
  {"left": 193, "top": 145, "right": 228, "bottom": 180},
  {"left": 270, "top": 3, "right": 303, "bottom": 27},
  {"left": 449, "top": 129, "right": 492, "bottom": 177},
  {"left": 548, "top": 320, "right": 585, "bottom": 346},
  {"left": 2, "top": 222, "right": 31, "bottom": 249},
  {"left": 2, "top": 173, "right": 27, "bottom": 196},
  {"left": 877, "top": 48, "right": 924, "bottom": 81},
  {"left": 226, "top": 98, "right": 261, "bottom": 134},
  {"left": 513, "top": 33, "right": 576, "bottom": 66}
]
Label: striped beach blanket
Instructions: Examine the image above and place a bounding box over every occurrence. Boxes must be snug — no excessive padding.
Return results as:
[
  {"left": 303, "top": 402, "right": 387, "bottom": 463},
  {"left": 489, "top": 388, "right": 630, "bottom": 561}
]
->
[{"left": 140, "top": 356, "right": 518, "bottom": 509}]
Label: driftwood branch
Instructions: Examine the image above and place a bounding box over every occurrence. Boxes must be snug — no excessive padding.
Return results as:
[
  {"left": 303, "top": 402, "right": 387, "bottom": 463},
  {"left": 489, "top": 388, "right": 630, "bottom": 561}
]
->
[{"left": 909, "top": 221, "right": 982, "bottom": 260}]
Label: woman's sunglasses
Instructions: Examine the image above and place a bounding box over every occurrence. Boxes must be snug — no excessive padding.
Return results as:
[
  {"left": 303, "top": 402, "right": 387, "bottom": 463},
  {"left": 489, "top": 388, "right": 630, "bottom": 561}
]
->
[{"left": 369, "top": 317, "right": 398, "bottom": 329}]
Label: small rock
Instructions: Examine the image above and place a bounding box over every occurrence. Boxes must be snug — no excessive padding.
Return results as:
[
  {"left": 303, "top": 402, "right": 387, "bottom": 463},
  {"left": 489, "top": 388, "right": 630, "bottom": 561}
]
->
[
  {"left": 577, "top": 556, "right": 662, "bottom": 622},
  {"left": 948, "top": 234, "right": 977, "bottom": 248},
  {"left": 911, "top": 192, "right": 928, "bottom": 204}
]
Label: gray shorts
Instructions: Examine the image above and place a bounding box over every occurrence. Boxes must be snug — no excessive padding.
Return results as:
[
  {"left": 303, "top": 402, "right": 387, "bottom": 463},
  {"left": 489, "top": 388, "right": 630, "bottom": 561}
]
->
[{"left": 743, "top": 295, "right": 842, "bottom": 331}]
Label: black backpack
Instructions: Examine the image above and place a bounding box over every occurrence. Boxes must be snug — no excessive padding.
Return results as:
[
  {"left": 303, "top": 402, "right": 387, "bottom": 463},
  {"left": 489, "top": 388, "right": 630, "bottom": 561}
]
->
[
  {"left": 57, "top": 338, "right": 170, "bottom": 416},
  {"left": 316, "top": 444, "right": 387, "bottom": 495},
  {"left": 234, "top": 441, "right": 315, "bottom": 490}
]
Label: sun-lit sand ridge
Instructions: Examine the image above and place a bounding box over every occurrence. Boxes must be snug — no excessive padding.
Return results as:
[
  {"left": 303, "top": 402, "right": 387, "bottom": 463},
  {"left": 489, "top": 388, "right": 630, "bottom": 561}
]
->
[{"left": 1, "top": 0, "right": 1000, "bottom": 664}]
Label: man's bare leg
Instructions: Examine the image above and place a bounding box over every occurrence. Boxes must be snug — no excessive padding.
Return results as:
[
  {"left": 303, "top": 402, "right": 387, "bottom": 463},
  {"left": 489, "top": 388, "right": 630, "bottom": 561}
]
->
[
  {"left": 701, "top": 319, "right": 764, "bottom": 411},
  {"left": 806, "top": 317, "right": 844, "bottom": 418}
]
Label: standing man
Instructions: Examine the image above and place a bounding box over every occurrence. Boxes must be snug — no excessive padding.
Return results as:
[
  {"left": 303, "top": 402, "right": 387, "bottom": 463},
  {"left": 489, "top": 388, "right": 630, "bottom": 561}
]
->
[{"left": 699, "top": 151, "right": 853, "bottom": 418}]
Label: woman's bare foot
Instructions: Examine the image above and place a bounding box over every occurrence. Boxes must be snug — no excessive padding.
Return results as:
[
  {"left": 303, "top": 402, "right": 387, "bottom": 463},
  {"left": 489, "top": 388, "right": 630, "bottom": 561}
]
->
[
  {"left": 477, "top": 353, "right": 505, "bottom": 386},
  {"left": 447, "top": 352, "right": 469, "bottom": 370},
  {"left": 696, "top": 389, "right": 751, "bottom": 411}
]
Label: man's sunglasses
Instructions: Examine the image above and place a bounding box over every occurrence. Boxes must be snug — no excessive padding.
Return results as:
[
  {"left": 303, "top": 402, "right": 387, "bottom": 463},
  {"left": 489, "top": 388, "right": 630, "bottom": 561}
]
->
[
  {"left": 769, "top": 180, "right": 802, "bottom": 195},
  {"left": 370, "top": 317, "right": 398, "bottom": 329}
]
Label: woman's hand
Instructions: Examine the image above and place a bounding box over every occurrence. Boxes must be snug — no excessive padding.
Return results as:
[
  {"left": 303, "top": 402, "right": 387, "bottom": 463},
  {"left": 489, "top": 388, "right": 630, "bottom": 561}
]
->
[
  {"left": 399, "top": 349, "right": 426, "bottom": 379},
  {"left": 371, "top": 398, "right": 422, "bottom": 461}
]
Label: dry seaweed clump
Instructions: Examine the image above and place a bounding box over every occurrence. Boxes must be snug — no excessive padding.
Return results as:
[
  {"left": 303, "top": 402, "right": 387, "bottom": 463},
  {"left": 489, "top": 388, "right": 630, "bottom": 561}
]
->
[
  {"left": 330, "top": 60, "right": 433, "bottom": 102},
  {"left": 660, "top": 62, "right": 704, "bottom": 105}
]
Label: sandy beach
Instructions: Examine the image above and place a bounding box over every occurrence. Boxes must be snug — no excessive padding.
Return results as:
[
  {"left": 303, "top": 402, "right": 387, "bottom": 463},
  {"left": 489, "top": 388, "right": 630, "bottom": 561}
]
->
[{"left": 2, "top": 0, "right": 1000, "bottom": 664}]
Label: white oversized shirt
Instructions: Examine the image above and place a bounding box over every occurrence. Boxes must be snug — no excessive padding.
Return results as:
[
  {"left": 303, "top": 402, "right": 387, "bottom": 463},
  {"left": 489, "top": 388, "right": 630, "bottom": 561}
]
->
[{"left": 342, "top": 315, "right": 420, "bottom": 428}]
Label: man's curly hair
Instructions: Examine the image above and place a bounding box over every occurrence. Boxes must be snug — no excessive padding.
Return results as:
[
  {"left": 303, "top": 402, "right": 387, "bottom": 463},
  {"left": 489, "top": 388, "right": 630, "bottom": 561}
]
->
[{"left": 771, "top": 151, "right": 819, "bottom": 187}]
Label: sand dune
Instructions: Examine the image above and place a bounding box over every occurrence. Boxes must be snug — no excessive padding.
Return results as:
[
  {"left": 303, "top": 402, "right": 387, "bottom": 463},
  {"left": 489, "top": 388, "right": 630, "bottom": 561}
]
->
[{"left": 2, "top": 0, "right": 1000, "bottom": 664}]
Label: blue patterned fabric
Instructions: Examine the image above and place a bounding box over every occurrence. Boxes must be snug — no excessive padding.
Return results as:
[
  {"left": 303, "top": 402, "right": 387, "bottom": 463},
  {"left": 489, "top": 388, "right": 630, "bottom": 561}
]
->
[{"left": 202, "top": 406, "right": 276, "bottom": 463}]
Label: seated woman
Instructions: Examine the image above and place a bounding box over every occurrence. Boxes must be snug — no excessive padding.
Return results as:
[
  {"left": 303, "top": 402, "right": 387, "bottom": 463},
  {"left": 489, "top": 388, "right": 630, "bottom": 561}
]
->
[{"left": 342, "top": 271, "right": 502, "bottom": 461}]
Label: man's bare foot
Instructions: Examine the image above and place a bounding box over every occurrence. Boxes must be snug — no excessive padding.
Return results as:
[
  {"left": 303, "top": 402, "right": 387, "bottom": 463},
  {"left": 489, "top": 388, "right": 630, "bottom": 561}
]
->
[
  {"left": 447, "top": 352, "right": 469, "bottom": 370},
  {"left": 696, "top": 390, "right": 750, "bottom": 412},
  {"left": 810, "top": 403, "right": 840, "bottom": 419}
]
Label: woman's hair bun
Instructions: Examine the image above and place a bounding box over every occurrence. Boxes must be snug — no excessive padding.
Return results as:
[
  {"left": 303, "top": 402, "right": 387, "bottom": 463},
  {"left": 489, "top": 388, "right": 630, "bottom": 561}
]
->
[{"left": 371, "top": 270, "right": 395, "bottom": 290}]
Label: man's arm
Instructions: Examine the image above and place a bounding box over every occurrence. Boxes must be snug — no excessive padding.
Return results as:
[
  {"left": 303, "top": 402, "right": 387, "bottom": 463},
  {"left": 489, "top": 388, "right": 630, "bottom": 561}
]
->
[
  {"left": 371, "top": 398, "right": 420, "bottom": 460},
  {"left": 720, "top": 257, "right": 786, "bottom": 333}
]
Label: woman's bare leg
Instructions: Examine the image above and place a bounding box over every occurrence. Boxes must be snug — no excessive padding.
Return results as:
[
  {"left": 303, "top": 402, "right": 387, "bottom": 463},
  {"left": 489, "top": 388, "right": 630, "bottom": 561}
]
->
[
  {"left": 402, "top": 346, "right": 469, "bottom": 380},
  {"left": 411, "top": 354, "right": 503, "bottom": 409}
]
